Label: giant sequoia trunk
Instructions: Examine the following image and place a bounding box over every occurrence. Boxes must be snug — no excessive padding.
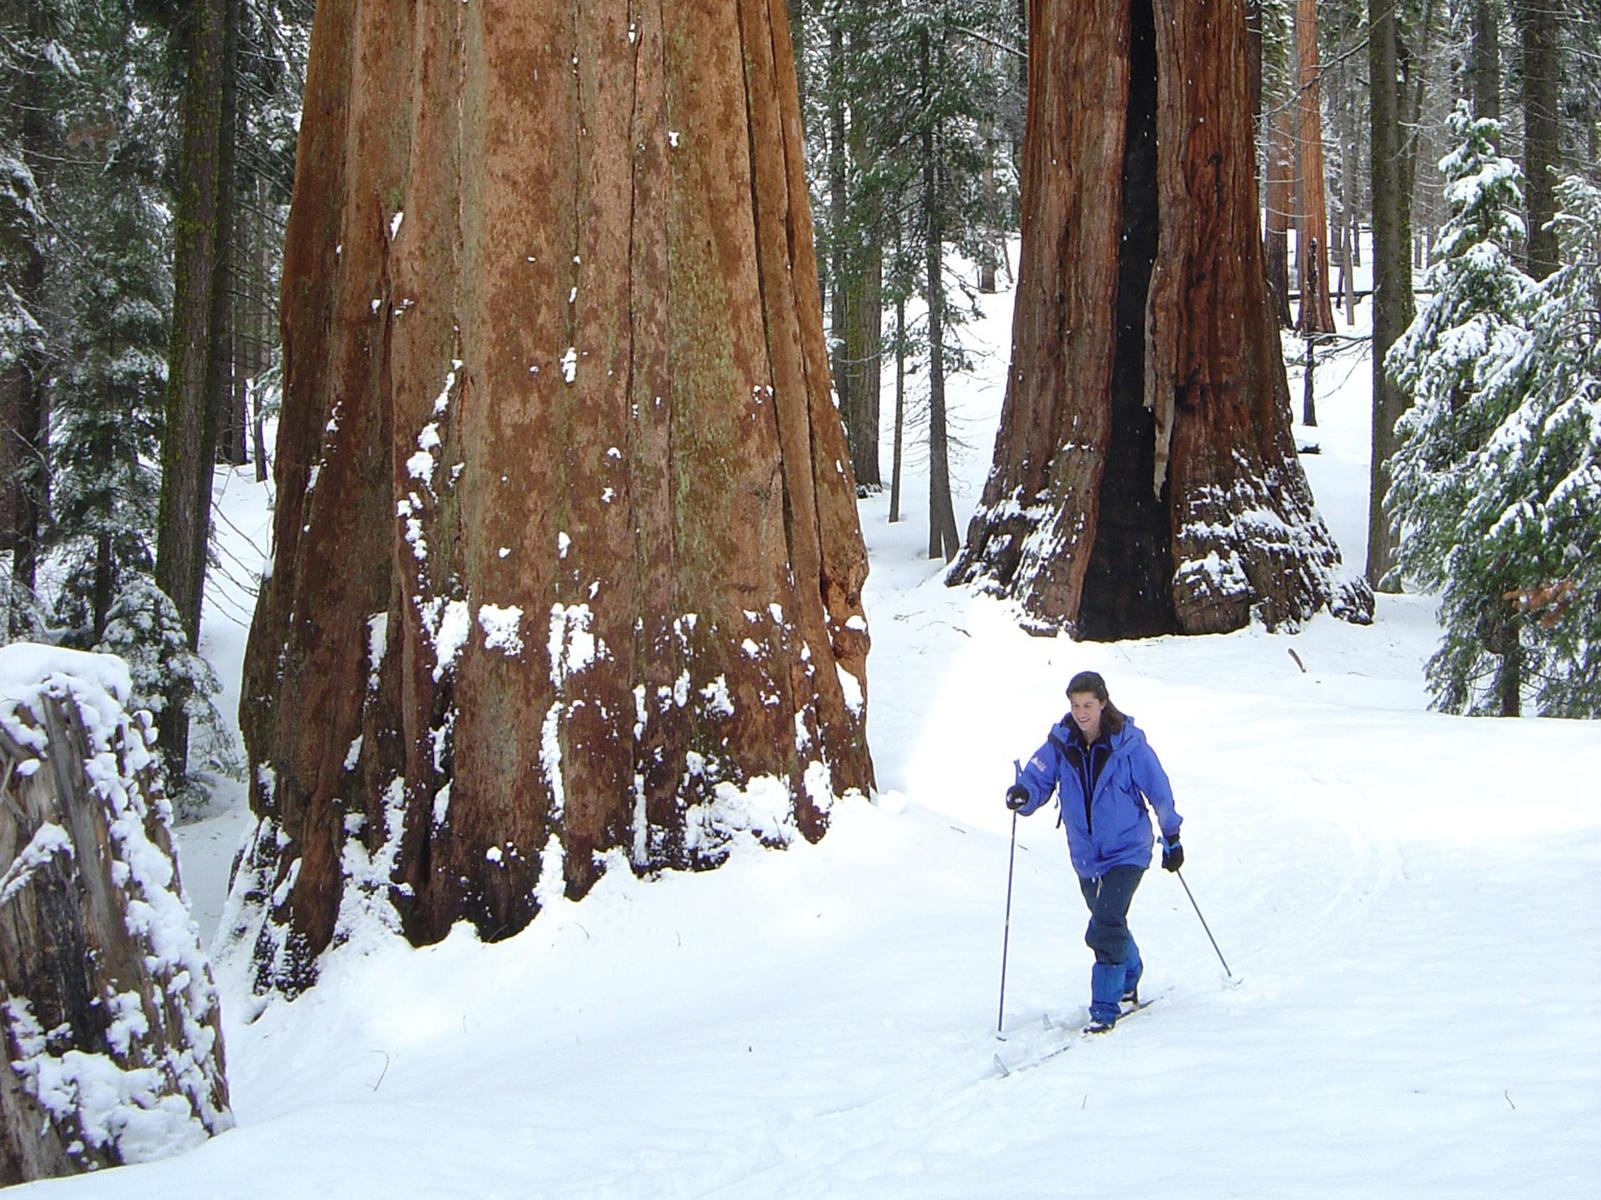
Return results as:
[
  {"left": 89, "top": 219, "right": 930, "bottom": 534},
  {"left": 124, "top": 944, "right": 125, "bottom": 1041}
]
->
[
  {"left": 950, "top": 0, "right": 1371, "bottom": 638},
  {"left": 233, "top": 0, "right": 873, "bottom": 992}
]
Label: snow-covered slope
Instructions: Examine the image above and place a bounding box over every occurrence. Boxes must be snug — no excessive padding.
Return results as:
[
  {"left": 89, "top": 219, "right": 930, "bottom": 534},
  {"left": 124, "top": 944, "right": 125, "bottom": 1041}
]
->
[{"left": 16, "top": 257, "right": 1600, "bottom": 1198}]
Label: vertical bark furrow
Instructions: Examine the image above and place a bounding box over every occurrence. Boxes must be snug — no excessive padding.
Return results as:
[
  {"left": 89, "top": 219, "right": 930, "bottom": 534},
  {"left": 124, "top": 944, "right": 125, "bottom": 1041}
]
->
[{"left": 1077, "top": 0, "right": 1175, "bottom": 641}]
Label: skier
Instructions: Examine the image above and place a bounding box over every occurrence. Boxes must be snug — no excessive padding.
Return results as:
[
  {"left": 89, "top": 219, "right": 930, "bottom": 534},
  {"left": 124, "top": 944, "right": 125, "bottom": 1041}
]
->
[{"left": 1005, "top": 670, "right": 1183, "bottom": 1033}]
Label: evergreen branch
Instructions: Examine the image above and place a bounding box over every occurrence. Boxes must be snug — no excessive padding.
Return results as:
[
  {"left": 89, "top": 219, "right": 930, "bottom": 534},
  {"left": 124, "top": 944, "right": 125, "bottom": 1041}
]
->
[{"left": 949, "top": 26, "right": 1026, "bottom": 62}]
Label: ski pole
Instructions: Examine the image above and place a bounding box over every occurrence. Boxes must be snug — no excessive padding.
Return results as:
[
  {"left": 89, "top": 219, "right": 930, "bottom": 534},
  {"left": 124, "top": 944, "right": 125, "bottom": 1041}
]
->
[
  {"left": 1175, "top": 867, "right": 1235, "bottom": 979},
  {"left": 997, "top": 760, "right": 1022, "bottom": 1037},
  {"left": 997, "top": 809, "right": 1019, "bottom": 1036}
]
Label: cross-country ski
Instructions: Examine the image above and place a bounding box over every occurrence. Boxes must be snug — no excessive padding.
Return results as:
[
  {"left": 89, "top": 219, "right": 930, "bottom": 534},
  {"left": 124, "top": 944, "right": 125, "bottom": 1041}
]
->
[{"left": 992, "top": 995, "right": 1163, "bottom": 1078}]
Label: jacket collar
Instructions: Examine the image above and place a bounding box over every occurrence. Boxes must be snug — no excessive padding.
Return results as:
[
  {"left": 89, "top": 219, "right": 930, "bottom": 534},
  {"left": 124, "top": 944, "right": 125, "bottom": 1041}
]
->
[{"left": 1057, "top": 715, "right": 1135, "bottom": 752}]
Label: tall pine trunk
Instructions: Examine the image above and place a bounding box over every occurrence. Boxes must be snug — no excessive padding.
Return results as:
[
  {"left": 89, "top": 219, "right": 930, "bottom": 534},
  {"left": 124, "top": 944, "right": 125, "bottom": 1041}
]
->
[
  {"left": 921, "top": 29, "right": 960, "bottom": 563},
  {"left": 3, "top": 2, "right": 51, "bottom": 623},
  {"left": 234, "top": 0, "right": 873, "bottom": 992},
  {"left": 220, "top": 192, "right": 252, "bottom": 467},
  {"left": 977, "top": 43, "right": 1000, "bottom": 295},
  {"left": 156, "top": 0, "right": 238, "bottom": 777},
  {"left": 950, "top": 0, "right": 1370, "bottom": 638},
  {"left": 889, "top": 285, "right": 906, "bottom": 525},
  {"left": 1292, "top": 0, "right": 1335, "bottom": 333},
  {"left": 1264, "top": 107, "right": 1294, "bottom": 328},
  {"left": 841, "top": 26, "right": 882, "bottom": 492},
  {"left": 2, "top": 241, "right": 45, "bottom": 615},
  {"left": 1471, "top": 0, "right": 1500, "bottom": 127},
  {"left": 827, "top": 18, "right": 849, "bottom": 412},
  {"left": 1515, "top": 0, "right": 1559, "bottom": 279},
  {"left": 251, "top": 176, "right": 273, "bottom": 483},
  {"left": 1366, "top": 0, "right": 1414, "bottom": 589},
  {"left": 843, "top": 240, "right": 882, "bottom": 490},
  {"left": 1336, "top": 20, "right": 1361, "bottom": 326}
]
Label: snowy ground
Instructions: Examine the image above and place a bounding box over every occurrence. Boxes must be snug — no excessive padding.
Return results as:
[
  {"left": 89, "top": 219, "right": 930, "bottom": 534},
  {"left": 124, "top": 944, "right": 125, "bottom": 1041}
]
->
[{"left": 17, "top": 255, "right": 1601, "bottom": 1198}]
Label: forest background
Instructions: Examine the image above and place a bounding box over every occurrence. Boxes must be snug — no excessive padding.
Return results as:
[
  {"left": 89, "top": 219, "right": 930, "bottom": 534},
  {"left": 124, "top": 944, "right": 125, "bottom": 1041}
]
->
[{"left": 3, "top": 0, "right": 1597, "bottom": 790}]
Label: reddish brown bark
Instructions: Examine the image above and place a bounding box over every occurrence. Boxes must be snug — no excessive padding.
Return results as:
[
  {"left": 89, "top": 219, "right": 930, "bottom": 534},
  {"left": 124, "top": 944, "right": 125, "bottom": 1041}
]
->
[
  {"left": 942, "top": 0, "right": 1126, "bottom": 624},
  {"left": 235, "top": 0, "right": 872, "bottom": 991},
  {"left": 950, "top": 0, "right": 1371, "bottom": 638},
  {"left": 1293, "top": 0, "right": 1336, "bottom": 333}
]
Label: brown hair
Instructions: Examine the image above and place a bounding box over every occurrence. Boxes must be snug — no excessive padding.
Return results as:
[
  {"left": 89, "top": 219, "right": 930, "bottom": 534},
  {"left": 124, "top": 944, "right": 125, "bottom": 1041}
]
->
[{"left": 1066, "top": 670, "right": 1126, "bottom": 734}]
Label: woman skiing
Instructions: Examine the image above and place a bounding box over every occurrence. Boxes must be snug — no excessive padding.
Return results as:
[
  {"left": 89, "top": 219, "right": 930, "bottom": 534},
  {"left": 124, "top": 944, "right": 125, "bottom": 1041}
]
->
[{"left": 1005, "top": 670, "right": 1183, "bottom": 1033}]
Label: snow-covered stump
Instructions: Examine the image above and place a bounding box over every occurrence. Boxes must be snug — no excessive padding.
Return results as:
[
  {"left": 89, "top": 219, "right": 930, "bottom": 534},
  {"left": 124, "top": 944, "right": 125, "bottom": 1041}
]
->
[{"left": 0, "top": 646, "right": 231, "bottom": 1184}]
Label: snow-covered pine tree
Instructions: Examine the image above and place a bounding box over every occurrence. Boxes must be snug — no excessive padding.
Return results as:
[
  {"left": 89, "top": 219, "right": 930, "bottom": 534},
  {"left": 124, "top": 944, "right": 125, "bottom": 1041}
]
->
[
  {"left": 1460, "top": 174, "right": 1601, "bottom": 716},
  {"left": 94, "top": 577, "right": 237, "bottom": 812},
  {"left": 0, "top": 0, "right": 79, "bottom": 617},
  {"left": 47, "top": 44, "right": 169, "bottom": 644},
  {"left": 1386, "top": 104, "right": 1535, "bottom": 715},
  {"left": 19, "top": 3, "right": 237, "bottom": 806}
]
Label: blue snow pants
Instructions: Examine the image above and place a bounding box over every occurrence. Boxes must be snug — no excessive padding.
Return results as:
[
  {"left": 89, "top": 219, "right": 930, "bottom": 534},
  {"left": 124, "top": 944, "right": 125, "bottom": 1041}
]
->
[{"left": 1078, "top": 865, "right": 1145, "bottom": 1023}]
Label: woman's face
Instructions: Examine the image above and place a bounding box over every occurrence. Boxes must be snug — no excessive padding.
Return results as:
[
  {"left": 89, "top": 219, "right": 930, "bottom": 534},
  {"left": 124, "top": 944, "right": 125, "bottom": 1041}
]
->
[{"left": 1069, "top": 691, "right": 1106, "bottom": 737}]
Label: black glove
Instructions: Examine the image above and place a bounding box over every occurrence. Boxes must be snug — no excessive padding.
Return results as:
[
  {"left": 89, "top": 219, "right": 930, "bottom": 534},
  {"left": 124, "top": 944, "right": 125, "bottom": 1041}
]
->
[
  {"left": 1161, "top": 834, "right": 1184, "bottom": 873},
  {"left": 1005, "top": 785, "right": 1030, "bottom": 811}
]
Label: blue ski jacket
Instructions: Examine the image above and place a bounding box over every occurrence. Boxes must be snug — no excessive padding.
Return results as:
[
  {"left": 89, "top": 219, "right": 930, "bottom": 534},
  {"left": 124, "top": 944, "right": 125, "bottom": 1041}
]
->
[{"left": 1012, "top": 715, "right": 1181, "bottom": 880}]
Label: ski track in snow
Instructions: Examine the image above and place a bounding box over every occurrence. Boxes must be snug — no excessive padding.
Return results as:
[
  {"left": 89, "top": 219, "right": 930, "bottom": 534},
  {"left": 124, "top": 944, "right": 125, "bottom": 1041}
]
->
[{"left": 19, "top": 242, "right": 1600, "bottom": 1198}]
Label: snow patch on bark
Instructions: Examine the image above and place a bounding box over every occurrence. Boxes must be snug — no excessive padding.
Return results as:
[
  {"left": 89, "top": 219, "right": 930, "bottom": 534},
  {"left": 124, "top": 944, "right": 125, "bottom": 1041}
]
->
[
  {"left": 535, "top": 835, "right": 566, "bottom": 910},
  {"left": 548, "top": 604, "right": 598, "bottom": 686},
  {"left": 0, "top": 821, "right": 73, "bottom": 906},
  {"left": 406, "top": 423, "right": 442, "bottom": 488},
  {"left": 366, "top": 614, "right": 388, "bottom": 693},
  {"left": 4, "top": 997, "right": 212, "bottom": 1167},
  {"left": 334, "top": 776, "right": 408, "bottom": 950},
  {"left": 699, "top": 675, "right": 734, "bottom": 717},
  {"left": 803, "top": 760, "right": 839, "bottom": 818},
  {"left": 397, "top": 495, "right": 427, "bottom": 560},
  {"left": 432, "top": 360, "right": 460, "bottom": 415},
  {"left": 477, "top": 604, "right": 525, "bottom": 657},
  {"left": 540, "top": 704, "right": 566, "bottom": 823},
  {"left": 422, "top": 598, "right": 472, "bottom": 681},
  {"left": 835, "top": 665, "right": 864, "bottom": 716},
  {"left": 683, "top": 775, "right": 798, "bottom": 858}
]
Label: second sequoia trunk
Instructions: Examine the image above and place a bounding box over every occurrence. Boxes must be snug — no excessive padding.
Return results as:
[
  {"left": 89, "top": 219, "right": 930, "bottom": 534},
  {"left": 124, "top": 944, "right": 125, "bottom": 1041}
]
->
[{"left": 950, "top": 0, "right": 1371, "bottom": 637}]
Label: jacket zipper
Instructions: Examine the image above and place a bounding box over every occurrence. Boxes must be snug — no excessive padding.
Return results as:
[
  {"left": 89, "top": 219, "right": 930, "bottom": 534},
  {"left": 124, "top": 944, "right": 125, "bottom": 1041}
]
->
[{"left": 1075, "top": 738, "right": 1111, "bottom": 835}]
